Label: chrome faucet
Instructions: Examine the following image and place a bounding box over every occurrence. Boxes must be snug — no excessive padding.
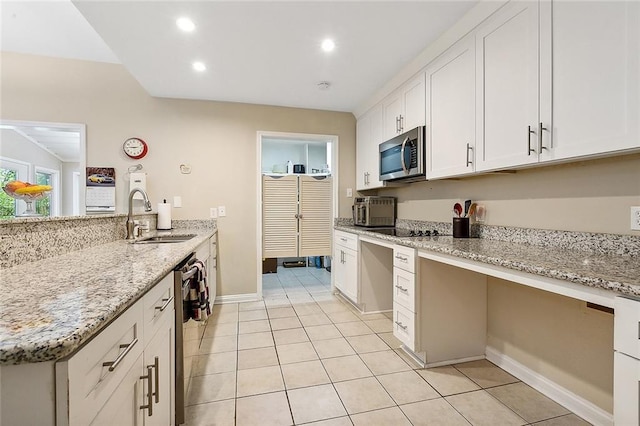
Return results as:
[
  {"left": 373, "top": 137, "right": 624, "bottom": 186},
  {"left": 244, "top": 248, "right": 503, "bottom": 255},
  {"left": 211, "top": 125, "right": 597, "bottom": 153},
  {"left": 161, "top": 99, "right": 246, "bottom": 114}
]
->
[{"left": 126, "top": 188, "right": 152, "bottom": 240}]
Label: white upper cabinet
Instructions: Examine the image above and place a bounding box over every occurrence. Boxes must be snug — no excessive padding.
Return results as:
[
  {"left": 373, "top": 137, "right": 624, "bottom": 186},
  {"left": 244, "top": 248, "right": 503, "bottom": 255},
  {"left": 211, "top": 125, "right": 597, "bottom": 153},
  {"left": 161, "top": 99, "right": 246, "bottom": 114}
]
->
[
  {"left": 426, "top": 35, "right": 476, "bottom": 179},
  {"left": 475, "top": 1, "right": 540, "bottom": 172},
  {"left": 382, "top": 74, "right": 426, "bottom": 141},
  {"left": 476, "top": 0, "right": 639, "bottom": 173},
  {"left": 539, "top": 0, "right": 640, "bottom": 161},
  {"left": 356, "top": 104, "right": 384, "bottom": 190}
]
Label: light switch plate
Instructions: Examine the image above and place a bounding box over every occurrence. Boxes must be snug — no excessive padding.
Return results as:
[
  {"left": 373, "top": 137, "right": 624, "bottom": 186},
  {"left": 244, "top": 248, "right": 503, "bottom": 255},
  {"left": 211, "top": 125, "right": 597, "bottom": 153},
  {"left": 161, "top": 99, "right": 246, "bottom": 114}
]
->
[
  {"left": 218, "top": 206, "right": 226, "bottom": 217},
  {"left": 210, "top": 207, "right": 218, "bottom": 218},
  {"left": 347, "top": 188, "right": 353, "bottom": 198},
  {"left": 173, "top": 196, "right": 182, "bottom": 208},
  {"left": 631, "top": 206, "right": 640, "bottom": 230}
]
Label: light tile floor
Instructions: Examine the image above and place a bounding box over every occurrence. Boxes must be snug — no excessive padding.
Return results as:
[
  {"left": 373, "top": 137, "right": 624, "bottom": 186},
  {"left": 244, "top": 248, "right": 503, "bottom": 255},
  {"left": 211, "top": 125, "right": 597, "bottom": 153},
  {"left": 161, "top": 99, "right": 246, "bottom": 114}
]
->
[{"left": 184, "top": 266, "right": 591, "bottom": 425}]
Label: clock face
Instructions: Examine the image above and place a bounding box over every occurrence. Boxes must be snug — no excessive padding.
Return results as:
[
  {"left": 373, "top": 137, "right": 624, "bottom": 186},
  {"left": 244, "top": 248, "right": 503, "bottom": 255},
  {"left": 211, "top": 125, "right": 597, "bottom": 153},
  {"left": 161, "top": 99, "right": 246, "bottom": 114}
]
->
[{"left": 123, "top": 138, "right": 148, "bottom": 159}]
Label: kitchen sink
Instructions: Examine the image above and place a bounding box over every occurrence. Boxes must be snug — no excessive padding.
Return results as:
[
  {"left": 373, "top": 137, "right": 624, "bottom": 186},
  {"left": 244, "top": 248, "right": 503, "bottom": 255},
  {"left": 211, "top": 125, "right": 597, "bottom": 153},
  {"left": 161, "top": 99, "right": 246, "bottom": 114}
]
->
[{"left": 134, "top": 234, "right": 196, "bottom": 244}]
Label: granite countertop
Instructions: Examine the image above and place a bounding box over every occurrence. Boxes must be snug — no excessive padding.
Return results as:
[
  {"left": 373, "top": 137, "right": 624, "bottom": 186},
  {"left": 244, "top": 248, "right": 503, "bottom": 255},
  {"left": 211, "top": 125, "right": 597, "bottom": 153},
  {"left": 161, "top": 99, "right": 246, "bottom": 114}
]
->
[
  {"left": 336, "top": 225, "right": 640, "bottom": 298},
  {"left": 0, "top": 227, "right": 216, "bottom": 365}
]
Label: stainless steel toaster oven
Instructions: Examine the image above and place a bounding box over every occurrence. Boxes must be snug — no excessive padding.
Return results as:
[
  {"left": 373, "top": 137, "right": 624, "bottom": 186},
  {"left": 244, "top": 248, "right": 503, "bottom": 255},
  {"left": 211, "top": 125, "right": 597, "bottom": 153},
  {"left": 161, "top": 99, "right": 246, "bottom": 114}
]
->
[{"left": 352, "top": 196, "right": 396, "bottom": 227}]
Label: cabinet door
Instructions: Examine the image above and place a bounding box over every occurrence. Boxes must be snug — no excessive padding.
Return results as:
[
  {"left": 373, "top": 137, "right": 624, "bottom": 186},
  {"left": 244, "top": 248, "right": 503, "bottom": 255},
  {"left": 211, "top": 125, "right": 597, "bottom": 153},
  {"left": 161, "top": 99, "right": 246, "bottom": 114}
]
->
[
  {"left": 367, "top": 104, "right": 385, "bottom": 189},
  {"left": 383, "top": 93, "right": 403, "bottom": 141},
  {"left": 333, "top": 244, "right": 346, "bottom": 294},
  {"left": 476, "top": 1, "right": 540, "bottom": 171},
  {"left": 144, "top": 316, "right": 174, "bottom": 426},
  {"left": 402, "top": 74, "right": 426, "bottom": 132},
  {"left": 540, "top": 0, "right": 640, "bottom": 161},
  {"left": 356, "top": 113, "right": 371, "bottom": 191},
  {"left": 426, "top": 36, "right": 476, "bottom": 179},
  {"left": 342, "top": 248, "right": 359, "bottom": 303},
  {"left": 614, "top": 351, "right": 640, "bottom": 426},
  {"left": 299, "top": 176, "right": 332, "bottom": 257},
  {"left": 262, "top": 175, "right": 299, "bottom": 258},
  {"left": 90, "top": 353, "right": 144, "bottom": 426}
]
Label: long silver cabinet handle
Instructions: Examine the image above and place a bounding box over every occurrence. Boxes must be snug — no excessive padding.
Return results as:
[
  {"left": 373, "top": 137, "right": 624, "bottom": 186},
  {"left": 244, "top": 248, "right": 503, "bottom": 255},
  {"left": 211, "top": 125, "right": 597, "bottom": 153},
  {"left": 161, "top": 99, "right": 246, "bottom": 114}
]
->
[
  {"left": 399, "top": 115, "right": 404, "bottom": 132},
  {"left": 395, "top": 254, "right": 408, "bottom": 262},
  {"left": 527, "top": 125, "right": 536, "bottom": 155},
  {"left": 395, "top": 321, "right": 408, "bottom": 331},
  {"left": 395, "top": 284, "right": 408, "bottom": 292},
  {"left": 153, "top": 356, "right": 160, "bottom": 403},
  {"left": 466, "top": 143, "right": 473, "bottom": 167},
  {"left": 103, "top": 338, "right": 138, "bottom": 372},
  {"left": 155, "top": 296, "right": 174, "bottom": 312},
  {"left": 140, "top": 365, "right": 154, "bottom": 416},
  {"left": 538, "top": 122, "right": 548, "bottom": 152}
]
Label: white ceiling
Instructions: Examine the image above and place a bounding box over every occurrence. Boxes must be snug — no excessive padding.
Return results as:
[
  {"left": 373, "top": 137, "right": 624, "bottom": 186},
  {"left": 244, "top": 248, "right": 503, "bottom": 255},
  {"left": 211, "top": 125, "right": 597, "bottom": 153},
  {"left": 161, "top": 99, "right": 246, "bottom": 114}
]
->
[
  {"left": 1, "top": 0, "right": 477, "bottom": 113},
  {"left": 1, "top": 125, "right": 81, "bottom": 163}
]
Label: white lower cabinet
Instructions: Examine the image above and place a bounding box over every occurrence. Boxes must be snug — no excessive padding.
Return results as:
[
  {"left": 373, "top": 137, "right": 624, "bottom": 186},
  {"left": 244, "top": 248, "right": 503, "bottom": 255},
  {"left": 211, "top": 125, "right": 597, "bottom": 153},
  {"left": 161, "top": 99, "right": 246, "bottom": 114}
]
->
[
  {"left": 333, "top": 230, "right": 358, "bottom": 303},
  {"left": 614, "top": 296, "right": 640, "bottom": 424},
  {"left": 392, "top": 245, "right": 419, "bottom": 352},
  {"left": 56, "top": 273, "right": 175, "bottom": 426}
]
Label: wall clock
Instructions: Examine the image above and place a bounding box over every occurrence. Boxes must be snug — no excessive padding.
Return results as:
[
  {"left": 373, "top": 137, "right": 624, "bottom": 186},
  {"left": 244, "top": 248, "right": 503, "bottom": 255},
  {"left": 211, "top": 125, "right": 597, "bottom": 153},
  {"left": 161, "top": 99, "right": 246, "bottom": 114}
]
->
[{"left": 123, "top": 137, "right": 148, "bottom": 159}]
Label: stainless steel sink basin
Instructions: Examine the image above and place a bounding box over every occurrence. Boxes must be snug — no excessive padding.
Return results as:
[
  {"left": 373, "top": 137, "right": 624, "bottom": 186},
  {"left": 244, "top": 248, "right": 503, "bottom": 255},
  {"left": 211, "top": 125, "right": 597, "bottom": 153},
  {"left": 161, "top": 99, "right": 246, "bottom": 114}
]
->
[{"left": 134, "top": 234, "right": 196, "bottom": 244}]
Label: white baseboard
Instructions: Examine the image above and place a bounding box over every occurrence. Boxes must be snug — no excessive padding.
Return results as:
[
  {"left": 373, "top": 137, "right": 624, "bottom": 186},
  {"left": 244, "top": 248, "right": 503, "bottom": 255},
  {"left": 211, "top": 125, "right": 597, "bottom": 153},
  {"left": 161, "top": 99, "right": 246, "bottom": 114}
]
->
[
  {"left": 485, "top": 346, "right": 613, "bottom": 426},
  {"left": 214, "top": 293, "right": 261, "bottom": 304}
]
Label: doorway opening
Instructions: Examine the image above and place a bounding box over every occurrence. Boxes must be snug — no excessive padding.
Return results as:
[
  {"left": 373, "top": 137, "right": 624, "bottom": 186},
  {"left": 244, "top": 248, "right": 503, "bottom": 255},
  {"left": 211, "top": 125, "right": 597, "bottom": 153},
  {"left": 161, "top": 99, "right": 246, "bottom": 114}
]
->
[{"left": 257, "top": 131, "right": 338, "bottom": 301}]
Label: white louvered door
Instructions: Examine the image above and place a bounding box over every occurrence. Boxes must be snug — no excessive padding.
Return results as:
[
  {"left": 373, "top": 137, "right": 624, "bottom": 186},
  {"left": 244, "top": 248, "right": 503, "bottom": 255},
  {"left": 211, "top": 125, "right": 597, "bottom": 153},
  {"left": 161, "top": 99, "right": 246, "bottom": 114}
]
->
[
  {"left": 299, "top": 176, "right": 332, "bottom": 257},
  {"left": 262, "top": 175, "right": 299, "bottom": 258}
]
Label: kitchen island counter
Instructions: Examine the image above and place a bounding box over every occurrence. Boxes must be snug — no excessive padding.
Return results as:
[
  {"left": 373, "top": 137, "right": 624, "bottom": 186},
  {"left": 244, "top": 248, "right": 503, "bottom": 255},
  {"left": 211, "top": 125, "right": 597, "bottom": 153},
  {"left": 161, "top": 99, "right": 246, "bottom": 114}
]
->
[{"left": 0, "top": 226, "right": 216, "bottom": 365}]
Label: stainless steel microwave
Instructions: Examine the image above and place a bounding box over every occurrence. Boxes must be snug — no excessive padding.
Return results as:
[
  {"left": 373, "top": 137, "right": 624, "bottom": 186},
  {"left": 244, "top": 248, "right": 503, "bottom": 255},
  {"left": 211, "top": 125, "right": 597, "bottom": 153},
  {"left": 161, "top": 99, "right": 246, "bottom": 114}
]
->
[{"left": 379, "top": 126, "right": 425, "bottom": 182}]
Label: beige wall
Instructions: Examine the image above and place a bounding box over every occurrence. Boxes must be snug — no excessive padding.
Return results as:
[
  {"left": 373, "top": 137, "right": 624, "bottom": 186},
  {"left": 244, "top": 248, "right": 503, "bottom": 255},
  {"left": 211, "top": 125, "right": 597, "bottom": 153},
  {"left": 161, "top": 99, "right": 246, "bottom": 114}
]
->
[
  {"left": 1, "top": 52, "right": 356, "bottom": 296},
  {"left": 376, "top": 153, "right": 640, "bottom": 235},
  {"left": 488, "top": 278, "right": 614, "bottom": 412}
]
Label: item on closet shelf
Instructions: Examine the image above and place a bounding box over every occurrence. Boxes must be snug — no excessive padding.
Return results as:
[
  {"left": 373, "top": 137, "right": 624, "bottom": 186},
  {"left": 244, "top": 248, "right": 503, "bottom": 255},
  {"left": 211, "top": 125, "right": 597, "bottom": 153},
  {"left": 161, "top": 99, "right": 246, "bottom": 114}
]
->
[
  {"left": 287, "top": 160, "right": 293, "bottom": 174},
  {"left": 272, "top": 164, "right": 286, "bottom": 174},
  {"left": 157, "top": 199, "right": 172, "bottom": 230},
  {"left": 293, "top": 164, "right": 305, "bottom": 174}
]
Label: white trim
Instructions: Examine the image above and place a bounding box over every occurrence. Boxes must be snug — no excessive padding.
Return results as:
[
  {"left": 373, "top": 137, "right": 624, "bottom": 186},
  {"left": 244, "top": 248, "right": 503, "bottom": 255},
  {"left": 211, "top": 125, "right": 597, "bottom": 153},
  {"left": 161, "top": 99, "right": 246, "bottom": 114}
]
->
[
  {"left": 34, "top": 165, "right": 61, "bottom": 217},
  {"left": 424, "top": 354, "right": 485, "bottom": 369},
  {"left": 256, "top": 131, "right": 339, "bottom": 301},
  {"left": 214, "top": 293, "right": 261, "bottom": 304},
  {"left": 486, "top": 346, "right": 613, "bottom": 426}
]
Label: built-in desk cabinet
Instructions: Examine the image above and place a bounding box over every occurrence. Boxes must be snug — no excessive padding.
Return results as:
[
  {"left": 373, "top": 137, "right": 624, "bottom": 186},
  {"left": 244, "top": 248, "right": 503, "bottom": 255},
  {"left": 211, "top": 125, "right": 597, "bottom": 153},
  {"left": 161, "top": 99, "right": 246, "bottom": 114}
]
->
[{"left": 614, "top": 296, "right": 640, "bottom": 425}]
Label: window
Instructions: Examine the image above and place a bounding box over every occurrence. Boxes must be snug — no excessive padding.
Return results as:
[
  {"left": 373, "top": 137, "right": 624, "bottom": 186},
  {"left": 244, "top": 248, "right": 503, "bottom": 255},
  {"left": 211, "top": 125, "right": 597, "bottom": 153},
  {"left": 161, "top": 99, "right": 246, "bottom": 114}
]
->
[{"left": 0, "top": 168, "right": 18, "bottom": 219}]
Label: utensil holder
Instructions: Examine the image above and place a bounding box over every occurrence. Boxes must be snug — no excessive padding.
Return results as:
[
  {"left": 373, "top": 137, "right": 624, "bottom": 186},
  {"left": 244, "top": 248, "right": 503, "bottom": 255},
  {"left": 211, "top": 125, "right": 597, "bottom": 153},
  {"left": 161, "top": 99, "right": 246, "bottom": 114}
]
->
[{"left": 453, "top": 217, "right": 470, "bottom": 238}]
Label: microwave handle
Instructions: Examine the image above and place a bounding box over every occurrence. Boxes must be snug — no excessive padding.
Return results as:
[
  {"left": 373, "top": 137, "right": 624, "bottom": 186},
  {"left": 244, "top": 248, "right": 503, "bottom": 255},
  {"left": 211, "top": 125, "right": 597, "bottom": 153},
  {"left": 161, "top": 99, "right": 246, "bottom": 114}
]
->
[{"left": 400, "top": 136, "right": 410, "bottom": 174}]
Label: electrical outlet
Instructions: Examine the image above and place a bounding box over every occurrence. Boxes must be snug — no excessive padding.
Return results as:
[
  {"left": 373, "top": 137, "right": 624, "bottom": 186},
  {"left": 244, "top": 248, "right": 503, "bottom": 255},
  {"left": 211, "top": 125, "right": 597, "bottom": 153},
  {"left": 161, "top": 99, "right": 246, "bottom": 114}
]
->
[
  {"left": 210, "top": 207, "right": 218, "bottom": 218},
  {"left": 631, "top": 206, "right": 640, "bottom": 230},
  {"left": 346, "top": 188, "right": 353, "bottom": 198},
  {"left": 218, "top": 206, "right": 226, "bottom": 217},
  {"left": 173, "top": 196, "right": 182, "bottom": 208}
]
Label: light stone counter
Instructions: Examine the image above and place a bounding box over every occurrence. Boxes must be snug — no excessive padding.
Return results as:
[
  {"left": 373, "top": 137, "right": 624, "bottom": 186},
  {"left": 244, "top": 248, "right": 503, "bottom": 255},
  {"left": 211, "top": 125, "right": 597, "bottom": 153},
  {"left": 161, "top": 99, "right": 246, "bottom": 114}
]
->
[
  {"left": 0, "top": 226, "right": 216, "bottom": 365},
  {"left": 336, "top": 225, "right": 640, "bottom": 298}
]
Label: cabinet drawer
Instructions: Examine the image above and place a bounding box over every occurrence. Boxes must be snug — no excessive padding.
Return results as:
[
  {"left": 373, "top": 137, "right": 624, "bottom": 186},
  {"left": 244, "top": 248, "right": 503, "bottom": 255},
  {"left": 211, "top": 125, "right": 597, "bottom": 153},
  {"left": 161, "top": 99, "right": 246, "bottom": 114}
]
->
[
  {"left": 393, "top": 245, "right": 415, "bottom": 273},
  {"left": 143, "top": 273, "right": 174, "bottom": 343},
  {"left": 334, "top": 230, "right": 358, "bottom": 251},
  {"left": 61, "top": 302, "right": 144, "bottom": 426},
  {"left": 393, "top": 303, "right": 417, "bottom": 351},
  {"left": 393, "top": 267, "right": 416, "bottom": 312},
  {"left": 614, "top": 296, "right": 640, "bottom": 358},
  {"left": 196, "top": 239, "right": 210, "bottom": 262}
]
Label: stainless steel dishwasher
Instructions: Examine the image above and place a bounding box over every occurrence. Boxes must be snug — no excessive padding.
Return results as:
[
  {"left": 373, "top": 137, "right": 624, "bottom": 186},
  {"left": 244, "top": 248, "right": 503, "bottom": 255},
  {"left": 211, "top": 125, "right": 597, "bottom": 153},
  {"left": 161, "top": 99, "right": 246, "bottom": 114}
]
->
[{"left": 174, "top": 253, "right": 199, "bottom": 426}]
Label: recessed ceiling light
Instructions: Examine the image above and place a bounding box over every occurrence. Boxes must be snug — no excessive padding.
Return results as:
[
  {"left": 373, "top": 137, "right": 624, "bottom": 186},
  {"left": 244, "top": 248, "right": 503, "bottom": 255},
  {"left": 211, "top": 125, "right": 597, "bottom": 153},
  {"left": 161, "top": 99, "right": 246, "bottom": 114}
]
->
[
  {"left": 192, "top": 62, "right": 206, "bottom": 72},
  {"left": 321, "top": 39, "right": 335, "bottom": 52},
  {"left": 176, "top": 17, "right": 195, "bottom": 32}
]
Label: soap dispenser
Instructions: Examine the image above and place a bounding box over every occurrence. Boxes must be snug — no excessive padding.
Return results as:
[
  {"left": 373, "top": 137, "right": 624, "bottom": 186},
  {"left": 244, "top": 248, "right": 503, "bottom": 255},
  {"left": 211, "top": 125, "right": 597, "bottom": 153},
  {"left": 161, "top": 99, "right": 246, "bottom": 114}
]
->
[{"left": 287, "top": 160, "right": 293, "bottom": 174}]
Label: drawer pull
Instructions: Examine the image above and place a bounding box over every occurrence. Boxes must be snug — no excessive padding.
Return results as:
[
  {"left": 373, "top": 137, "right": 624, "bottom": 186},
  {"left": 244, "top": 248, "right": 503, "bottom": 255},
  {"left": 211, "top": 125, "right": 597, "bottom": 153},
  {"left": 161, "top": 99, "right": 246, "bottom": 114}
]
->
[
  {"left": 395, "top": 284, "right": 408, "bottom": 292},
  {"left": 340, "top": 237, "right": 347, "bottom": 242},
  {"left": 395, "top": 254, "right": 408, "bottom": 262},
  {"left": 395, "top": 321, "right": 408, "bottom": 331},
  {"left": 102, "top": 338, "right": 138, "bottom": 372},
  {"left": 140, "top": 365, "right": 154, "bottom": 416},
  {"left": 155, "top": 296, "right": 174, "bottom": 312}
]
